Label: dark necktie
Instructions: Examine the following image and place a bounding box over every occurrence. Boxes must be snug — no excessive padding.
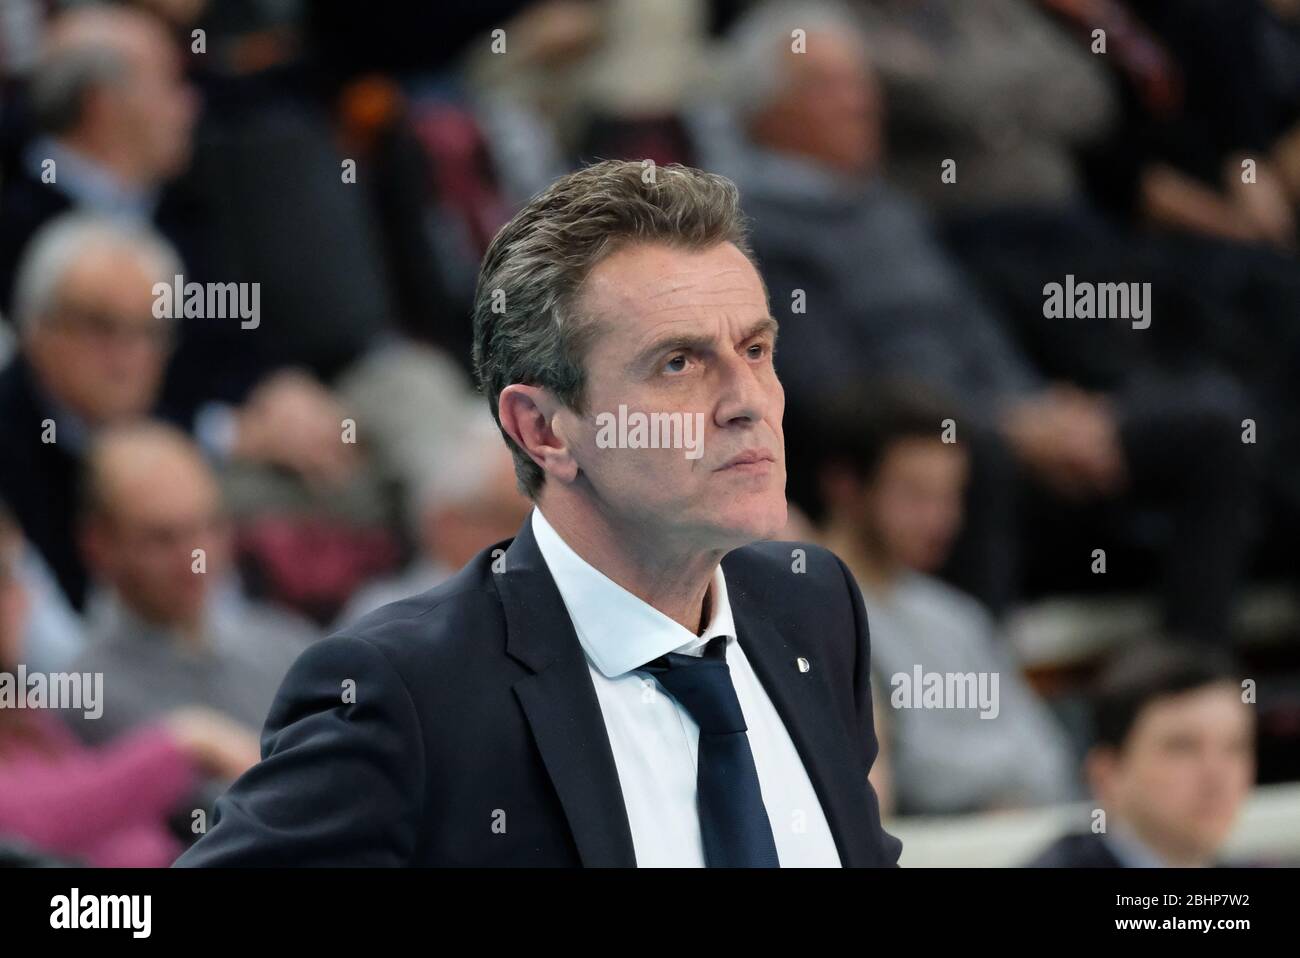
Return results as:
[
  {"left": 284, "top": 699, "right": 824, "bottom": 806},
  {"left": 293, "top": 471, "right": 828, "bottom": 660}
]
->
[{"left": 639, "top": 636, "right": 781, "bottom": 867}]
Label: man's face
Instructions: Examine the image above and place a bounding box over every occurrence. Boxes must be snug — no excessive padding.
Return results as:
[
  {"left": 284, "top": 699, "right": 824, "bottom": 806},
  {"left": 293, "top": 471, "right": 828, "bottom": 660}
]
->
[
  {"left": 25, "top": 247, "right": 170, "bottom": 425},
  {"left": 110, "top": 23, "right": 197, "bottom": 181},
  {"left": 552, "top": 241, "right": 787, "bottom": 552},
  {"left": 1096, "top": 683, "right": 1255, "bottom": 863},
  {"left": 761, "top": 31, "right": 884, "bottom": 176},
  {"left": 863, "top": 438, "right": 968, "bottom": 573},
  {"left": 85, "top": 452, "right": 228, "bottom": 627}
]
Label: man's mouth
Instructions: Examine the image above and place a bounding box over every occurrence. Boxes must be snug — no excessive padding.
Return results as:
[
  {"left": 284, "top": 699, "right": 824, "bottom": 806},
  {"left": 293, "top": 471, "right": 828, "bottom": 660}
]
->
[{"left": 716, "top": 449, "right": 776, "bottom": 472}]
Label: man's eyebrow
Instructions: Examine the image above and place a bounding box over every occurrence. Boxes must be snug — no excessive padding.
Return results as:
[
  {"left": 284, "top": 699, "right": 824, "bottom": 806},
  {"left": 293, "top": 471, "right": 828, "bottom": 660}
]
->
[
  {"left": 627, "top": 316, "right": 781, "bottom": 372},
  {"left": 746, "top": 316, "right": 781, "bottom": 342}
]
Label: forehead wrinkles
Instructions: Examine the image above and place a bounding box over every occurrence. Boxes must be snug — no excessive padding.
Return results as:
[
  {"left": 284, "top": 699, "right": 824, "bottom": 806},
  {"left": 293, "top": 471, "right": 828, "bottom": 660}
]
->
[{"left": 587, "top": 262, "right": 764, "bottom": 328}]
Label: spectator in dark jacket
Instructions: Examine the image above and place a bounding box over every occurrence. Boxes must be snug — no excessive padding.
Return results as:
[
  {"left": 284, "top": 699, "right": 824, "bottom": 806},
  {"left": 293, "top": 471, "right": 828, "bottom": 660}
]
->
[
  {"left": 1027, "top": 642, "right": 1254, "bottom": 867},
  {"left": 0, "top": 214, "right": 360, "bottom": 610},
  {"left": 696, "top": 1, "right": 1256, "bottom": 644}
]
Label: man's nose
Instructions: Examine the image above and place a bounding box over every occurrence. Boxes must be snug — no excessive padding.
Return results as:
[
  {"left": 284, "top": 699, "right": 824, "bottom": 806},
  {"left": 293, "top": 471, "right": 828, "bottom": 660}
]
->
[{"left": 713, "top": 354, "right": 772, "bottom": 426}]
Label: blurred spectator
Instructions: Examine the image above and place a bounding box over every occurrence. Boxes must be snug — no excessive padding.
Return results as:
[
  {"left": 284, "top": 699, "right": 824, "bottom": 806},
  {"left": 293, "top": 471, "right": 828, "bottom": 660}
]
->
[
  {"left": 853, "top": 1, "right": 1300, "bottom": 398},
  {"left": 0, "top": 4, "right": 198, "bottom": 316},
  {"left": 67, "top": 421, "right": 317, "bottom": 746},
  {"left": 333, "top": 341, "right": 482, "bottom": 505},
  {"left": 0, "top": 0, "right": 279, "bottom": 415},
  {"left": 0, "top": 497, "right": 259, "bottom": 867},
  {"left": 334, "top": 414, "right": 531, "bottom": 626},
  {"left": 855, "top": 0, "right": 1116, "bottom": 214},
  {"left": 799, "top": 387, "right": 1077, "bottom": 815},
  {"left": 171, "top": 1, "right": 462, "bottom": 384},
  {"left": 1046, "top": 0, "right": 1296, "bottom": 247},
  {"left": 1039, "top": 0, "right": 1300, "bottom": 525},
  {"left": 1027, "top": 642, "right": 1254, "bottom": 866},
  {"left": 0, "top": 2, "right": 426, "bottom": 420},
  {"left": 838, "top": 2, "right": 1300, "bottom": 536},
  {"left": 0, "top": 213, "right": 180, "bottom": 610},
  {"left": 704, "top": 1, "right": 1255, "bottom": 644},
  {"left": 0, "top": 213, "right": 358, "bottom": 611}
]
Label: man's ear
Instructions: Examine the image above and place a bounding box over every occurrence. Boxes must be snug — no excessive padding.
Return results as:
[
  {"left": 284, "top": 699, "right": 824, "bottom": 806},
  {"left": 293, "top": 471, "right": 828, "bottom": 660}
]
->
[{"left": 498, "top": 385, "right": 579, "bottom": 485}]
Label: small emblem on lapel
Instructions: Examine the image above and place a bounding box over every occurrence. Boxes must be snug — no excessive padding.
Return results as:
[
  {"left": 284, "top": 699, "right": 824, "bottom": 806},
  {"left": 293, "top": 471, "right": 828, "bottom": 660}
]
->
[{"left": 796, "top": 656, "right": 811, "bottom": 673}]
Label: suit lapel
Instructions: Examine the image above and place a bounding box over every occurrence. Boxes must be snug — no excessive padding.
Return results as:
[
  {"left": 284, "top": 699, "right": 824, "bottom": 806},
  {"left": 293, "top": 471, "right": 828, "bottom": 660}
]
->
[
  {"left": 496, "top": 515, "right": 637, "bottom": 867},
  {"left": 730, "top": 602, "right": 879, "bottom": 866}
]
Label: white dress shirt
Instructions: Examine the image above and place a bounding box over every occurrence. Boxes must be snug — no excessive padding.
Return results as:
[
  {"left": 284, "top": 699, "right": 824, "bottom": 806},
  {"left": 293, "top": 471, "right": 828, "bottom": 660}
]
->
[{"left": 531, "top": 509, "right": 841, "bottom": 867}]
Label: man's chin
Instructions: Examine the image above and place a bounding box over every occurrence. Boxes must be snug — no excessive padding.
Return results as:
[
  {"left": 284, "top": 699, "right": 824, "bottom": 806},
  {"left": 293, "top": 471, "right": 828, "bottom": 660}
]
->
[{"left": 707, "top": 501, "right": 788, "bottom": 549}]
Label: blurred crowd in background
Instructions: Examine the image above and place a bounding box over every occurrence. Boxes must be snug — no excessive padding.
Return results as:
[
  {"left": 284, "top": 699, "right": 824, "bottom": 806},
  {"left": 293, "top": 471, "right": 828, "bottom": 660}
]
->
[{"left": 0, "top": 0, "right": 1297, "bottom": 867}]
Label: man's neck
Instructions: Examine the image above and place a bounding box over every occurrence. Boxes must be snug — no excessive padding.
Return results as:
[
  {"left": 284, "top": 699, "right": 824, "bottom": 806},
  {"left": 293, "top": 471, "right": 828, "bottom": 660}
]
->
[
  {"left": 537, "top": 497, "right": 723, "bottom": 634},
  {"left": 55, "top": 131, "right": 141, "bottom": 188},
  {"left": 112, "top": 592, "right": 209, "bottom": 652},
  {"left": 26, "top": 135, "right": 154, "bottom": 215}
]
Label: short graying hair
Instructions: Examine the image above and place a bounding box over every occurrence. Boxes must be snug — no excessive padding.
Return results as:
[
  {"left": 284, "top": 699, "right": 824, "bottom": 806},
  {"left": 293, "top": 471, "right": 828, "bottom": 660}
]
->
[
  {"left": 29, "top": 41, "right": 129, "bottom": 134},
  {"left": 724, "top": 0, "right": 866, "bottom": 125},
  {"left": 472, "top": 159, "right": 756, "bottom": 498},
  {"left": 12, "top": 212, "right": 182, "bottom": 333},
  {"left": 28, "top": 6, "right": 173, "bottom": 135}
]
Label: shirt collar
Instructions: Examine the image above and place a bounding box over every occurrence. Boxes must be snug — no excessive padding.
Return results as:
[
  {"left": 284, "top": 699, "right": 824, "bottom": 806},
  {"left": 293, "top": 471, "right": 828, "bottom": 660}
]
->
[
  {"left": 530, "top": 507, "right": 736, "bottom": 678},
  {"left": 25, "top": 136, "right": 158, "bottom": 219},
  {"left": 1103, "top": 821, "right": 1173, "bottom": 868},
  {"left": 731, "top": 140, "right": 882, "bottom": 208}
]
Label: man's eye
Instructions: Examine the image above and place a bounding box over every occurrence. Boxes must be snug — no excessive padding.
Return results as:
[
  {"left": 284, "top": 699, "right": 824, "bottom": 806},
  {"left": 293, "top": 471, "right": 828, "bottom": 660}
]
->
[
  {"left": 748, "top": 342, "right": 769, "bottom": 359},
  {"left": 665, "top": 354, "right": 688, "bottom": 373}
]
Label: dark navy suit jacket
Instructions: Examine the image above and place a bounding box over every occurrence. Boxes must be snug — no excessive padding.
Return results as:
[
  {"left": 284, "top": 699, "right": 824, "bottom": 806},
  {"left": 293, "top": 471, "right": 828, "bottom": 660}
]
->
[
  {"left": 1025, "top": 833, "right": 1125, "bottom": 868},
  {"left": 175, "top": 514, "right": 901, "bottom": 866}
]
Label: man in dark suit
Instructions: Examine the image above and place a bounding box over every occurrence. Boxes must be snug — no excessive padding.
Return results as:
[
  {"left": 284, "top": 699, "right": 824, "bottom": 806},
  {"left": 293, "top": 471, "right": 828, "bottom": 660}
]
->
[{"left": 176, "top": 159, "right": 900, "bottom": 867}]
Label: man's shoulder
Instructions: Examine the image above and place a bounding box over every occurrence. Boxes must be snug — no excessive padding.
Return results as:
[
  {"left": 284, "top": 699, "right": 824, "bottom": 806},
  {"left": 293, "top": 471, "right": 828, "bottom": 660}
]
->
[
  {"left": 0, "top": 172, "right": 69, "bottom": 300},
  {"left": 328, "top": 537, "right": 860, "bottom": 670},
  {"left": 723, "top": 539, "right": 859, "bottom": 615},
  {"left": 0, "top": 167, "right": 68, "bottom": 228},
  {"left": 328, "top": 546, "right": 508, "bottom": 663},
  {"left": 724, "top": 536, "right": 843, "bottom": 571},
  {"left": 1024, "top": 832, "right": 1122, "bottom": 868}
]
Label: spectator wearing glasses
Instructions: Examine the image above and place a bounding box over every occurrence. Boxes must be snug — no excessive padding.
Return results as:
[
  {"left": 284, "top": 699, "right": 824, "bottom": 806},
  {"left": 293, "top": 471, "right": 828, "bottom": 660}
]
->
[
  {"left": 0, "top": 213, "right": 179, "bottom": 611},
  {"left": 0, "top": 213, "right": 361, "bottom": 612}
]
